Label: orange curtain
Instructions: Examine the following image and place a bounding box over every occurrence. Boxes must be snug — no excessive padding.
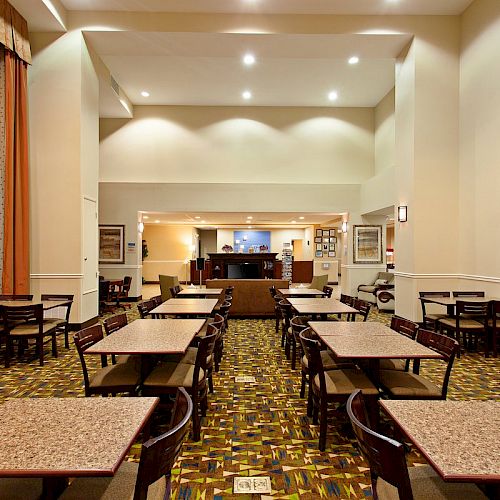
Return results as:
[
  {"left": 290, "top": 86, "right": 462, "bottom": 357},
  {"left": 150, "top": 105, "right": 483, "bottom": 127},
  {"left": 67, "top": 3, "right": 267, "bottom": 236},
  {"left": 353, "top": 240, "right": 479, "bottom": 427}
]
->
[{"left": 1, "top": 47, "right": 28, "bottom": 293}]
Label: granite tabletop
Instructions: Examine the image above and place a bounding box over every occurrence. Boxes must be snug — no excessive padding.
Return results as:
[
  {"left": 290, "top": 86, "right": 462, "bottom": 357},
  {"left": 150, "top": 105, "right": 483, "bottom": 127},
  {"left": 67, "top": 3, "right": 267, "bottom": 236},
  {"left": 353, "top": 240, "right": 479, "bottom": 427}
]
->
[
  {"left": 0, "top": 397, "right": 158, "bottom": 477},
  {"left": 0, "top": 300, "right": 71, "bottom": 310},
  {"left": 310, "top": 321, "right": 398, "bottom": 337},
  {"left": 151, "top": 298, "right": 218, "bottom": 316},
  {"left": 177, "top": 288, "right": 223, "bottom": 296},
  {"left": 380, "top": 400, "right": 500, "bottom": 482},
  {"left": 288, "top": 299, "right": 358, "bottom": 315},
  {"left": 321, "top": 334, "right": 443, "bottom": 359},
  {"left": 278, "top": 288, "right": 325, "bottom": 296},
  {"left": 86, "top": 318, "right": 206, "bottom": 354}
]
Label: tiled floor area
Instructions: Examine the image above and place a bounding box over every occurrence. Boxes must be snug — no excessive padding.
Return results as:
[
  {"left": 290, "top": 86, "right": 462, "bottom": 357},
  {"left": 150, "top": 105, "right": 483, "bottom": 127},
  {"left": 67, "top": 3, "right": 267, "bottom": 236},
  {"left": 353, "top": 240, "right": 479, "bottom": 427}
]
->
[{"left": 0, "top": 298, "right": 498, "bottom": 499}]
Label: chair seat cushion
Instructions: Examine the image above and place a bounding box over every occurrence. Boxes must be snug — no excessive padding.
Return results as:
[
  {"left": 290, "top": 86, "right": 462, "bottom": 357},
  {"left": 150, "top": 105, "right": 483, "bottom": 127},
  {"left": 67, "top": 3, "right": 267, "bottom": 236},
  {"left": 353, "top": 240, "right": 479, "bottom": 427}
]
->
[
  {"left": 59, "top": 460, "right": 167, "bottom": 500},
  {"left": 0, "top": 478, "right": 42, "bottom": 499},
  {"left": 358, "top": 285, "right": 376, "bottom": 293},
  {"left": 314, "top": 369, "right": 378, "bottom": 396},
  {"left": 143, "top": 362, "right": 205, "bottom": 389},
  {"left": 43, "top": 318, "right": 66, "bottom": 327},
  {"left": 179, "top": 346, "right": 214, "bottom": 366},
  {"left": 438, "top": 317, "right": 485, "bottom": 329},
  {"left": 425, "top": 314, "right": 448, "bottom": 321},
  {"left": 302, "top": 351, "right": 345, "bottom": 371},
  {"left": 89, "top": 362, "right": 141, "bottom": 390},
  {"left": 379, "top": 370, "right": 441, "bottom": 397},
  {"left": 376, "top": 464, "right": 486, "bottom": 500},
  {"left": 379, "top": 359, "right": 406, "bottom": 371},
  {"left": 10, "top": 322, "right": 57, "bottom": 336}
]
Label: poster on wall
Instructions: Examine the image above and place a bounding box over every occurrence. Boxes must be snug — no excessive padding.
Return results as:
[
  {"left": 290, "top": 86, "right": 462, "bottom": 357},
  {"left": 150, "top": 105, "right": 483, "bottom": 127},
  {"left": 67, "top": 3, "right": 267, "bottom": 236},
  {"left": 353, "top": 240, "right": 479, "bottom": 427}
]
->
[
  {"left": 99, "top": 225, "right": 125, "bottom": 263},
  {"left": 353, "top": 225, "right": 383, "bottom": 264}
]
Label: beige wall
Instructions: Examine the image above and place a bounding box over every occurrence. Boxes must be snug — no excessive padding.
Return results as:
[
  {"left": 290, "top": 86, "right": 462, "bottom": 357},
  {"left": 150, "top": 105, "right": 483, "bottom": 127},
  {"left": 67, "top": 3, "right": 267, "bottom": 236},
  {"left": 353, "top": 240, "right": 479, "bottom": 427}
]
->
[
  {"left": 100, "top": 106, "right": 374, "bottom": 185},
  {"left": 374, "top": 88, "right": 395, "bottom": 175}
]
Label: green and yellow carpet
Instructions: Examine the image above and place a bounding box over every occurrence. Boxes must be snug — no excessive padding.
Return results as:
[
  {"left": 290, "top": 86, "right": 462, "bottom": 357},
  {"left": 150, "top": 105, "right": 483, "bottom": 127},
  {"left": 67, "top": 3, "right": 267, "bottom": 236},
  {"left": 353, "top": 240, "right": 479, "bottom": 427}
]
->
[{"left": 0, "top": 309, "right": 498, "bottom": 498}]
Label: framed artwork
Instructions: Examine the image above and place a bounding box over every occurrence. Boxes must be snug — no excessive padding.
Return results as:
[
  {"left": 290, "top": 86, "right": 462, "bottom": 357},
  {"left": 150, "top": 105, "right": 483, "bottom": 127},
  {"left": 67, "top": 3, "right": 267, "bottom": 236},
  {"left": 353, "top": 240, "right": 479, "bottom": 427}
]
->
[
  {"left": 323, "top": 243, "right": 328, "bottom": 251},
  {"left": 353, "top": 225, "right": 383, "bottom": 264},
  {"left": 99, "top": 225, "right": 125, "bottom": 263},
  {"left": 315, "top": 250, "right": 323, "bottom": 257},
  {"left": 328, "top": 251, "right": 336, "bottom": 257},
  {"left": 315, "top": 243, "right": 322, "bottom": 251},
  {"left": 315, "top": 229, "right": 322, "bottom": 237},
  {"left": 323, "top": 237, "right": 329, "bottom": 243},
  {"left": 330, "top": 237, "right": 337, "bottom": 243},
  {"left": 323, "top": 229, "right": 330, "bottom": 237},
  {"left": 314, "top": 237, "right": 322, "bottom": 243},
  {"left": 329, "top": 243, "right": 335, "bottom": 251}
]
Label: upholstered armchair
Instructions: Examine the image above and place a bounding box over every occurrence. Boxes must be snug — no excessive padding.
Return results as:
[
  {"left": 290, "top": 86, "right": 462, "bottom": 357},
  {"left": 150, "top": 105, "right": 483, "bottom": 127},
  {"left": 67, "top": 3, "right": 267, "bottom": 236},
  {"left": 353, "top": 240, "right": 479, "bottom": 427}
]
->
[
  {"left": 308, "top": 275, "right": 329, "bottom": 291},
  {"left": 357, "top": 272, "right": 394, "bottom": 304}
]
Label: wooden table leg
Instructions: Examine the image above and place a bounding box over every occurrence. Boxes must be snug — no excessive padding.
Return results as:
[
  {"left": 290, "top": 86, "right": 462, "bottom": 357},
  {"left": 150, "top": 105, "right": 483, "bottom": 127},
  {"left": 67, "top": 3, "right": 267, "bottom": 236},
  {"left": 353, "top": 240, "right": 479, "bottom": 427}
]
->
[{"left": 42, "top": 477, "right": 69, "bottom": 499}]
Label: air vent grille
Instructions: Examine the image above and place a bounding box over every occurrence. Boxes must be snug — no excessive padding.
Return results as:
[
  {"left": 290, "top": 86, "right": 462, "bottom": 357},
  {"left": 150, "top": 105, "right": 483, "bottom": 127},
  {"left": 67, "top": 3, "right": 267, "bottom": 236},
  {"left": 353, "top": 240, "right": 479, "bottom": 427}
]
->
[{"left": 110, "top": 75, "right": 120, "bottom": 96}]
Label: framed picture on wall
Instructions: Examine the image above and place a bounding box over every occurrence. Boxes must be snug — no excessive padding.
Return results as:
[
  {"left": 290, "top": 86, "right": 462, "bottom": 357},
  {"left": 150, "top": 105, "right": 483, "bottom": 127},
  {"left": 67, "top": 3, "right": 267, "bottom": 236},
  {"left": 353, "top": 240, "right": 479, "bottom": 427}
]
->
[
  {"left": 323, "top": 230, "right": 330, "bottom": 237},
  {"left": 314, "top": 237, "right": 322, "bottom": 243},
  {"left": 329, "top": 243, "right": 335, "bottom": 251},
  {"left": 323, "top": 237, "right": 329, "bottom": 243},
  {"left": 323, "top": 243, "right": 328, "bottom": 251},
  {"left": 315, "top": 243, "right": 322, "bottom": 251},
  {"left": 99, "top": 225, "right": 125, "bottom": 264},
  {"left": 315, "top": 250, "right": 323, "bottom": 258},
  {"left": 353, "top": 225, "right": 383, "bottom": 264},
  {"left": 330, "top": 237, "right": 337, "bottom": 243},
  {"left": 328, "top": 251, "right": 336, "bottom": 257},
  {"left": 316, "top": 229, "right": 322, "bottom": 237}
]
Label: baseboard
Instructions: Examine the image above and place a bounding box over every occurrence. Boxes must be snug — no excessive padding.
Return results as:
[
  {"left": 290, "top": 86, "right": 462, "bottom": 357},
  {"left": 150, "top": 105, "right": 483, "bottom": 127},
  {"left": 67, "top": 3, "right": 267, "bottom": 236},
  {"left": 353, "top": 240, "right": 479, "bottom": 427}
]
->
[{"left": 69, "top": 316, "right": 99, "bottom": 332}]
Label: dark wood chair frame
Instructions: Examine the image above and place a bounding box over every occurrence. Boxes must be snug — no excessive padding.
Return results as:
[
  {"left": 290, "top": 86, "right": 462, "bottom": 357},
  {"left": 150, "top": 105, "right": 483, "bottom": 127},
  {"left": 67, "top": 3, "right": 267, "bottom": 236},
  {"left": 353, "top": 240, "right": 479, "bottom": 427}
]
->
[
  {"left": 487, "top": 300, "right": 500, "bottom": 358},
  {"left": 418, "top": 291, "right": 451, "bottom": 331},
  {"left": 389, "top": 316, "right": 419, "bottom": 371},
  {"left": 40, "top": 294, "right": 74, "bottom": 349},
  {"left": 113, "top": 276, "right": 132, "bottom": 309},
  {"left": 103, "top": 312, "right": 128, "bottom": 365},
  {"left": 352, "top": 298, "right": 371, "bottom": 322},
  {"left": 138, "top": 299, "right": 156, "bottom": 319},
  {"left": 279, "top": 300, "right": 293, "bottom": 352},
  {"left": 289, "top": 315, "right": 309, "bottom": 370},
  {"left": 322, "top": 286, "right": 333, "bottom": 298},
  {"left": 452, "top": 291, "right": 485, "bottom": 298}
]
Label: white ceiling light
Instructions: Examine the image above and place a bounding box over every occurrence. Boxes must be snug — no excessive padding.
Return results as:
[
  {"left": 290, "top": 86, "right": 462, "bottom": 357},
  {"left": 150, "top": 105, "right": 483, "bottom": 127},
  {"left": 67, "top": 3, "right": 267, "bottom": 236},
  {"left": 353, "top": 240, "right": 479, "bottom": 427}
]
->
[
  {"left": 247, "top": 216, "right": 253, "bottom": 220},
  {"left": 143, "top": 215, "right": 149, "bottom": 219},
  {"left": 248, "top": 226, "right": 252, "bottom": 229},
  {"left": 299, "top": 216, "right": 305, "bottom": 220},
  {"left": 194, "top": 216, "right": 201, "bottom": 219},
  {"left": 328, "top": 90, "right": 338, "bottom": 102},
  {"left": 141, "top": 91, "right": 150, "bottom": 97},
  {"left": 291, "top": 220, "right": 297, "bottom": 224},
  {"left": 201, "top": 220, "right": 206, "bottom": 223},
  {"left": 242, "top": 90, "right": 252, "bottom": 100},
  {"left": 154, "top": 219, "right": 160, "bottom": 223},
  {"left": 348, "top": 56, "right": 359, "bottom": 65},
  {"left": 243, "top": 53, "right": 256, "bottom": 66}
]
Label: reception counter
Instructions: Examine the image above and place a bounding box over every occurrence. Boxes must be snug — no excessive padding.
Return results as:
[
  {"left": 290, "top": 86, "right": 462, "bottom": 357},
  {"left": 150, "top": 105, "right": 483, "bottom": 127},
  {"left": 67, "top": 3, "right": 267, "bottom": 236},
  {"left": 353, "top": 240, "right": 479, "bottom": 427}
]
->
[{"left": 206, "top": 279, "right": 289, "bottom": 317}]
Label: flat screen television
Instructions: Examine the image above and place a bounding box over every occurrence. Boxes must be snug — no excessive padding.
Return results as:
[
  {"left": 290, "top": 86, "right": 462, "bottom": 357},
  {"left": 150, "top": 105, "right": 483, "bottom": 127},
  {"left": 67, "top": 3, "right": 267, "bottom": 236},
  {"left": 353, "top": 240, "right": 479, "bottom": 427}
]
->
[{"left": 227, "top": 263, "right": 260, "bottom": 279}]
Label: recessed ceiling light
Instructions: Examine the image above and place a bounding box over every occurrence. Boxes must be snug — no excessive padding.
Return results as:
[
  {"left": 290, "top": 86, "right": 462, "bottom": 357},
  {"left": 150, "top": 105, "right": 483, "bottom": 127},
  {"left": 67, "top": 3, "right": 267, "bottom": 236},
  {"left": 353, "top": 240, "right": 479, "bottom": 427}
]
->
[
  {"left": 328, "top": 90, "right": 338, "bottom": 102},
  {"left": 291, "top": 220, "right": 297, "bottom": 224},
  {"left": 201, "top": 220, "right": 206, "bottom": 223},
  {"left": 194, "top": 216, "right": 201, "bottom": 219},
  {"left": 248, "top": 226, "right": 252, "bottom": 229},
  {"left": 154, "top": 219, "right": 160, "bottom": 223},
  {"left": 143, "top": 215, "right": 149, "bottom": 219},
  {"left": 348, "top": 56, "right": 359, "bottom": 65},
  {"left": 299, "top": 216, "right": 305, "bottom": 220},
  {"left": 247, "top": 216, "right": 253, "bottom": 220},
  {"left": 243, "top": 53, "right": 256, "bottom": 66},
  {"left": 141, "top": 91, "right": 150, "bottom": 97},
  {"left": 242, "top": 90, "right": 252, "bottom": 100}
]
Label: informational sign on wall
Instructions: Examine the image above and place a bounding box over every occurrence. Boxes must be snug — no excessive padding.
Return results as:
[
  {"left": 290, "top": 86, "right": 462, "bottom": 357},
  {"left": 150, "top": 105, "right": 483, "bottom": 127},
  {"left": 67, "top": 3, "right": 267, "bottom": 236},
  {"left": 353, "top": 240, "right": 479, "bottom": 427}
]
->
[{"left": 127, "top": 242, "right": 136, "bottom": 253}]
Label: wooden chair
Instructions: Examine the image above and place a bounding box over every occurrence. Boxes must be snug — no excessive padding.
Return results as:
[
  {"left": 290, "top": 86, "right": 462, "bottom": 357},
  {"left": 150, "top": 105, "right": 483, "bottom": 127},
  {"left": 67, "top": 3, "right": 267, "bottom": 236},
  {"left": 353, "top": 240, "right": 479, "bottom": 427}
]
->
[
  {"left": 59, "top": 388, "right": 193, "bottom": 500},
  {"left": 487, "top": 300, "right": 500, "bottom": 357},
  {"left": 278, "top": 300, "right": 293, "bottom": 351},
  {"left": 379, "top": 329, "right": 458, "bottom": 400},
  {"left": 99, "top": 280, "right": 116, "bottom": 315},
  {"left": 225, "top": 285, "right": 234, "bottom": 297},
  {"left": 73, "top": 325, "right": 141, "bottom": 397},
  {"left": 438, "top": 300, "right": 489, "bottom": 355},
  {"left": 114, "top": 276, "right": 132, "bottom": 309},
  {"left": 273, "top": 294, "right": 282, "bottom": 333},
  {"left": 289, "top": 315, "right": 309, "bottom": 370},
  {"left": 339, "top": 293, "right": 355, "bottom": 319},
  {"left": 418, "top": 291, "right": 450, "bottom": 331},
  {"left": 40, "top": 294, "right": 74, "bottom": 349},
  {"left": 103, "top": 313, "right": 135, "bottom": 365},
  {"left": 346, "top": 390, "right": 486, "bottom": 500},
  {"left": 2, "top": 304, "right": 58, "bottom": 367},
  {"left": 169, "top": 286, "right": 179, "bottom": 298},
  {"left": 379, "top": 316, "right": 419, "bottom": 371},
  {"left": 322, "top": 286, "right": 333, "bottom": 298},
  {"left": 300, "top": 328, "right": 378, "bottom": 451},
  {"left": 269, "top": 285, "right": 277, "bottom": 298},
  {"left": 452, "top": 291, "right": 485, "bottom": 298},
  {"left": 138, "top": 299, "right": 156, "bottom": 319},
  {"left": 352, "top": 298, "right": 371, "bottom": 322},
  {"left": 151, "top": 295, "right": 163, "bottom": 307},
  {"left": 142, "top": 331, "right": 217, "bottom": 441}
]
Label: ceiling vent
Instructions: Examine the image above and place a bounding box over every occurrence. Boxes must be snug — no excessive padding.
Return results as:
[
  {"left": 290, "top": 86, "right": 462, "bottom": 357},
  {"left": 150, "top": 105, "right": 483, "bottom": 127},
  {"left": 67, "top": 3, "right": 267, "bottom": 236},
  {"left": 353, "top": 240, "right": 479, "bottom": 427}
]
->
[{"left": 110, "top": 75, "right": 120, "bottom": 96}]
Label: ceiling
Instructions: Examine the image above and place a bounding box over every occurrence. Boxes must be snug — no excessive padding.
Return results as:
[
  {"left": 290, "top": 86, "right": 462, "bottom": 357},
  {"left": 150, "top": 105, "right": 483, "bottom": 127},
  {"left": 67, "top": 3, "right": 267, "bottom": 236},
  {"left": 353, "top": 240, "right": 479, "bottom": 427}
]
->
[
  {"left": 60, "top": 0, "right": 474, "bottom": 16},
  {"left": 141, "top": 211, "right": 343, "bottom": 229}
]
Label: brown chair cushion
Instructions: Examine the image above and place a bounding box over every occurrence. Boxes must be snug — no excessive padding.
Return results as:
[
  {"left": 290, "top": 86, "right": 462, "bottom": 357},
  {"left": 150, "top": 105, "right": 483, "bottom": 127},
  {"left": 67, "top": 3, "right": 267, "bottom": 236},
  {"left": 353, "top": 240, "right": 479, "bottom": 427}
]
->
[
  {"left": 9, "top": 322, "right": 57, "bottom": 336},
  {"left": 89, "top": 363, "right": 141, "bottom": 390},
  {"left": 314, "top": 369, "right": 378, "bottom": 396},
  {"left": 379, "top": 370, "right": 441, "bottom": 398},
  {"left": 438, "top": 317, "right": 484, "bottom": 329},
  {"left": 143, "top": 362, "right": 205, "bottom": 389},
  {"left": 425, "top": 313, "right": 448, "bottom": 321},
  {"left": 376, "top": 464, "right": 486, "bottom": 499},
  {"left": 0, "top": 478, "right": 42, "bottom": 500},
  {"left": 379, "top": 359, "right": 406, "bottom": 371},
  {"left": 179, "top": 346, "right": 213, "bottom": 366},
  {"left": 43, "top": 318, "right": 66, "bottom": 326},
  {"left": 59, "top": 460, "right": 167, "bottom": 500}
]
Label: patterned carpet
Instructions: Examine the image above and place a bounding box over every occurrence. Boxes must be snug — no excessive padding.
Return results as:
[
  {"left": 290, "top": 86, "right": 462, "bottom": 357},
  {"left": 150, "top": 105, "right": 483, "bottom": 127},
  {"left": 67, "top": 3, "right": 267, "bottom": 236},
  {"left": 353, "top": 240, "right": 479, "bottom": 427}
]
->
[{"left": 0, "top": 308, "right": 498, "bottom": 499}]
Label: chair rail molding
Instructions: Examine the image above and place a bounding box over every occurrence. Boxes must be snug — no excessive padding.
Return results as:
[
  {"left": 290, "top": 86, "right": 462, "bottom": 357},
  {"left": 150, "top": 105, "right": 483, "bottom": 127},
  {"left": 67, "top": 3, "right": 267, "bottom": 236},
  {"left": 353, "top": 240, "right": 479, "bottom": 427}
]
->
[
  {"left": 342, "top": 264, "right": 386, "bottom": 269},
  {"left": 394, "top": 272, "right": 500, "bottom": 283},
  {"left": 98, "top": 264, "right": 143, "bottom": 269},
  {"left": 30, "top": 273, "right": 84, "bottom": 279}
]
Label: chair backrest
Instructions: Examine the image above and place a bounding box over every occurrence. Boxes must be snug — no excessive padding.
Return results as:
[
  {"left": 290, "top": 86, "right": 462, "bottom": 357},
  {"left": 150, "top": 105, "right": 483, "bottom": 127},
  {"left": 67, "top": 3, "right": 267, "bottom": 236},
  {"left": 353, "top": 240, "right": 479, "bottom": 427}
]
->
[
  {"left": 353, "top": 298, "right": 371, "bottom": 321},
  {"left": 134, "top": 388, "right": 193, "bottom": 500},
  {"left": 99, "top": 280, "right": 111, "bottom": 302},
  {"left": 138, "top": 299, "right": 156, "bottom": 319},
  {"left": 219, "top": 301, "right": 232, "bottom": 328},
  {"left": 375, "top": 272, "right": 395, "bottom": 285},
  {"left": 2, "top": 304, "right": 43, "bottom": 332},
  {"left": 347, "top": 390, "right": 413, "bottom": 500},
  {"left": 340, "top": 294, "right": 354, "bottom": 306},
  {"left": 278, "top": 300, "right": 293, "bottom": 329},
  {"left": 104, "top": 313, "right": 128, "bottom": 335},
  {"left": 0, "top": 294, "right": 33, "bottom": 300},
  {"left": 151, "top": 295, "right": 163, "bottom": 307},
  {"left": 323, "top": 286, "right": 333, "bottom": 298},
  {"left": 415, "top": 329, "right": 458, "bottom": 398},
  {"left": 299, "top": 328, "right": 325, "bottom": 380},
  {"left": 159, "top": 275, "right": 180, "bottom": 302},
  {"left": 210, "top": 314, "right": 225, "bottom": 332},
  {"left": 194, "top": 330, "right": 218, "bottom": 385},
  {"left": 456, "top": 300, "right": 489, "bottom": 321},
  {"left": 122, "top": 276, "right": 132, "bottom": 294},
  {"left": 452, "top": 291, "right": 485, "bottom": 297},
  {"left": 390, "top": 316, "right": 418, "bottom": 340},
  {"left": 492, "top": 301, "right": 500, "bottom": 330},
  {"left": 41, "top": 294, "right": 74, "bottom": 322},
  {"left": 73, "top": 324, "right": 105, "bottom": 393},
  {"left": 309, "top": 275, "right": 328, "bottom": 291},
  {"left": 291, "top": 316, "right": 309, "bottom": 342}
]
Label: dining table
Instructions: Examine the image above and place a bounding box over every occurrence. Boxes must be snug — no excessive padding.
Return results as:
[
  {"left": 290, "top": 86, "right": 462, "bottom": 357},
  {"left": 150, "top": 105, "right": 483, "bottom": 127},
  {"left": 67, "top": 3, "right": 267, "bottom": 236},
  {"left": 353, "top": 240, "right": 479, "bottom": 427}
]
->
[
  {"left": 380, "top": 400, "right": 500, "bottom": 490},
  {"left": 418, "top": 295, "right": 499, "bottom": 316},
  {"left": 288, "top": 298, "right": 358, "bottom": 320},
  {"left": 177, "top": 288, "right": 223, "bottom": 298},
  {"left": 309, "top": 321, "right": 399, "bottom": 337},
  {"left": 150, "top": 298, "right": 218, "bottom": 318},
  {"left": 0, "top": 397, "right": 158, "bottom": 499},
  {"left": 278, "top": 288, "right": 325, "bottom": 298},
  {"left": 0, "top": 299, "right": 72, "bottom": 310}
]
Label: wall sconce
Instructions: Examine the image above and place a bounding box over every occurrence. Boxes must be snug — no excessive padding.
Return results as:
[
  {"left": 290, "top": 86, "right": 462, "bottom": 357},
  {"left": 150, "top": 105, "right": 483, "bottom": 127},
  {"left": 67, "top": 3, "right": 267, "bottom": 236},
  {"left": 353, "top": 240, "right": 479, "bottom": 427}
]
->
[
  {"left": 398, "top": 205, "right": 408, "bottom": 222},
  {"left": 341, "top": 221, "right": 348, "bottom": 233},
  {"left": 138, "top": 222, "right": 144, "bottom": 233}
]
